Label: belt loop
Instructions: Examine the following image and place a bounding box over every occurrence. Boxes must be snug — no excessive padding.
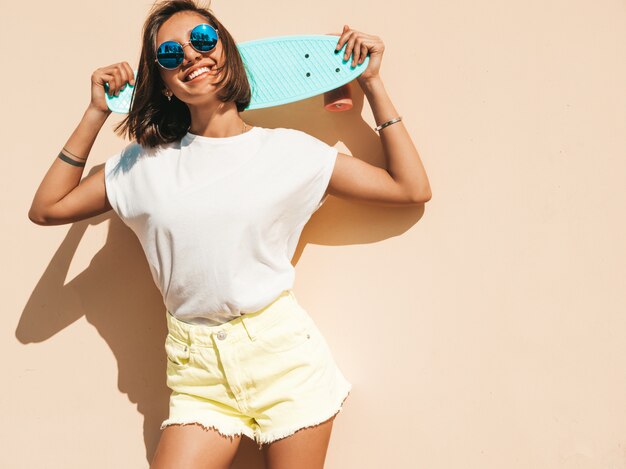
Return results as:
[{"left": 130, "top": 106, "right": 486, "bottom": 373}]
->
[{"left": 241, "top": 314, "right": 257, "bottom": 341}]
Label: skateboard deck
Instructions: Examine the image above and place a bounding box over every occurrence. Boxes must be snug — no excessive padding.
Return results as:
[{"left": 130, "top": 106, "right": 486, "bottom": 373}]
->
[{"left": 105, "top": 34, "right": 368, "bottom": 113}]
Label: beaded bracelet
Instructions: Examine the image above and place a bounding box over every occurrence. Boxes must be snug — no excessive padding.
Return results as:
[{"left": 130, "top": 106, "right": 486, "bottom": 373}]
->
[{"left": 374, "top": 116, "right": 403, "bottom": 132}]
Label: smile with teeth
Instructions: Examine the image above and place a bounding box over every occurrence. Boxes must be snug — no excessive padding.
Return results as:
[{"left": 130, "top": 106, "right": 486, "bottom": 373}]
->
[{"left": 186, "top": 66, "right": 213, "bottom": 81}]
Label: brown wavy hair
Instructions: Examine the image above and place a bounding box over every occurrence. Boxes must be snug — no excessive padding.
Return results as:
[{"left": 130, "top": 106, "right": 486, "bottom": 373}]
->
[{"left": 113, "top": 0, "right": 252, "bottom": 148}]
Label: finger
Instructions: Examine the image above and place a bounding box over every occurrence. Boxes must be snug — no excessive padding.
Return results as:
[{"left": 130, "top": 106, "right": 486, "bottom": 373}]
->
[
  {"left": 109, "top": 71, "right": 119, "bottom": 96},
  {"left": 358, "top": 43, "right": 368, "bottom": 64},
  {"left": 112, "top": 68, "right": 124, "bottom": 96},
  {"left": 115, "top": 72, "right": 126, "bottom": 96},
  {"left": 352, "top": 38, "right": 369, "bottom": 66},
  {"left": 93, "top": 70, "right": 110, "bottom": 84},
  {"left": 97, "top": 72, "right": 115, "bottom": 87},
  {"left": 103, "top": 76, "right": 116, "bottom": 97},
  {"left": 91, "top": 69, "right": 107, "bottom": 87},
  {"left": 116, "top": 66, "right": 129, "bottom": 95},
  {"left": 118, "top": 64, "right": 130, "bottom": 90},
  {"left": 104, "top": 68, "right": 116, "bottom": 95},
  {"left": 334, "top": 24, "right": 350, "bottom": 52},
  {"left": 352, "top": 40, "right": 361, "bottom": 67},
  {"left": 123, "top": 62, "right": 135, "bottom": 86},
  {"left": 107, "top": 77, "right": 117, "bottom": 97},
  {"left": 344, "top": 32, "right": 358, "bottom": 62}
]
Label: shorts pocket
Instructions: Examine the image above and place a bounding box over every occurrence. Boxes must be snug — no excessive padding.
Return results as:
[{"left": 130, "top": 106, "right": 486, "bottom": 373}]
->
[
  {"left": 164, "top": 334, "right": 192, "bottom": 368},
  {"left": 254, "top": 317, "right": 313, "bottom": 354}
]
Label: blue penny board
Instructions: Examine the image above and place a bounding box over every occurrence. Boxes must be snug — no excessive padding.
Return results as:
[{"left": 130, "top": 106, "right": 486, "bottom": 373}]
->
[{"left": 105, "top": 34, "right": 369, "bottom": 113}]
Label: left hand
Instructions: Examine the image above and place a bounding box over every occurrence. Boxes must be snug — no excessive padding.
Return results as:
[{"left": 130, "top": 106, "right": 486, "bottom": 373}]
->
[{"left": 327, "top": 24, "right": 385, "bottom": 87}]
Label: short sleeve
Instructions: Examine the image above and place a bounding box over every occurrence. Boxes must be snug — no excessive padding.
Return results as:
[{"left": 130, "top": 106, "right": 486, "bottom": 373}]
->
[
  {"left": 104, "top": 150, "right": 122, "bottom": 218},
  {"left": 103, "top": 141, "right": 143, "bottom": 222},
  {"left": 290, "top": 130, "right": 339, "bottom": 216}
]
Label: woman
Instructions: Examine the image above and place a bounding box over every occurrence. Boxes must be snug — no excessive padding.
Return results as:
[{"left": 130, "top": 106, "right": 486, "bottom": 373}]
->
[{"left": 29, "top": 0, "right": 431, "bottom": 467}]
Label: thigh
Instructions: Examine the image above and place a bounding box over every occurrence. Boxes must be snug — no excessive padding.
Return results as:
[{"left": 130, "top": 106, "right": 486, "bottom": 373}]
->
[
  {"left": 150, "top": 423, "right": 242, "bottom": 469},
  {"left": 262, "top": 416, "right": 335, "bottom": 469}
]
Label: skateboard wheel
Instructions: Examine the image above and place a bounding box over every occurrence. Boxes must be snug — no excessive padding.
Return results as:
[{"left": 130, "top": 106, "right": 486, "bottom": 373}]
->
[{"left": 324, "top": 83, "right": 353, "bottom": 112}]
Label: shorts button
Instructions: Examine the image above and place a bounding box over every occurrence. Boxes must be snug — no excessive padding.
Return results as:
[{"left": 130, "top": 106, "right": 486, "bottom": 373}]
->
[{"left": 216, "top": 330, "right": 227, "bottom": 340}]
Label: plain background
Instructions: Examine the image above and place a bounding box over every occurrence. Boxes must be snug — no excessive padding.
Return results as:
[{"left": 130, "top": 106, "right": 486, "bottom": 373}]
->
[{"left": 4, "top": 0, "right": 626, "bottom": 467}]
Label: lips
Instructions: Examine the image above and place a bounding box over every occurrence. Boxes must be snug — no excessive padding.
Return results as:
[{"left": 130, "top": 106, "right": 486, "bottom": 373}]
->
[{"left": 184, "top": 65, "right": 214, "bottom": 82}]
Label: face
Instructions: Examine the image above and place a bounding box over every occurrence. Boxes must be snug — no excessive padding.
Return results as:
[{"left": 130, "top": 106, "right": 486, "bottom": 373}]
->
[{"left": 155, "top": 11, "right": 224, "bottom": 105}]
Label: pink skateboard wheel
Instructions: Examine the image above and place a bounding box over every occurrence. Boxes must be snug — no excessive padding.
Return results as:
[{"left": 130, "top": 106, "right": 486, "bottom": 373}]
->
[{"left": 324, "top": 83, "right": 353, "bottom": 112}]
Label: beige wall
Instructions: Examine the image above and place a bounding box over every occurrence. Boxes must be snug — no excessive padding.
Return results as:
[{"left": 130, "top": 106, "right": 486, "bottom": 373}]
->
[{"left": 4, "top": 0, "right": 626, "bottom": 467}]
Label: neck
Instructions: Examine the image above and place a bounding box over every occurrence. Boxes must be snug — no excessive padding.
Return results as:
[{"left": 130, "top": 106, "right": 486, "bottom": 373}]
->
[{"left": 187, "top": 100, "right": 248, "bottom": 138}]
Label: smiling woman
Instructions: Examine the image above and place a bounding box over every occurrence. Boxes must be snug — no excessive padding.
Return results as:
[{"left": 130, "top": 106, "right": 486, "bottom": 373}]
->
[
  {"left": 112, "top": 0, "right": 252, "bottom": 148},
  {"left": 29, "top": 0, "right": 431, "bottom": 466}
]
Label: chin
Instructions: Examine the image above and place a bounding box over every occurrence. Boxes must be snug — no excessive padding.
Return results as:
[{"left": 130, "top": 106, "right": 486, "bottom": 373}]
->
[{"left": 182, "top": 93, "right": 221, "bottom": 107}]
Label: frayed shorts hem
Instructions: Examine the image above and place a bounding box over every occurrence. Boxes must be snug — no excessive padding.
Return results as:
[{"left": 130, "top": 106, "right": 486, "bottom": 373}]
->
[
  {"left": 254, "top": 384, "right": 352, "bottom": 447},
  {"left": 159, "top": 418, "right": 256, "bottom": 442},
  {"left": 159, "top": 384, "right": 352, "bottom": 450}
]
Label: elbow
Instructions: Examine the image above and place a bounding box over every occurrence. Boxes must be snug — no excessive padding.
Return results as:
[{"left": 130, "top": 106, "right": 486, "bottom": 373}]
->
[
  {"left": 408, "top": 190, "right": 432, "bottom": 204},
  {"left": 28, "top": 208, "right": 48, "bottom": 226}
]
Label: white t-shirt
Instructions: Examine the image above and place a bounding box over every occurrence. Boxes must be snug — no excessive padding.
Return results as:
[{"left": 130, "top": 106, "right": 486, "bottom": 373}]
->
[{"left": 104, "top": 126, "right": 338, "bottom": 325}]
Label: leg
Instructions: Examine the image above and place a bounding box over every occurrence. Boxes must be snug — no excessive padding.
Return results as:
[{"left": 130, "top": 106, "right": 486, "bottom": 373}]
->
[
  {"left": 150, "top": 423, "right": 243, "bottom": 469},
  {"left": 262, "top": 415, "right": 336, "bottom": 469}
]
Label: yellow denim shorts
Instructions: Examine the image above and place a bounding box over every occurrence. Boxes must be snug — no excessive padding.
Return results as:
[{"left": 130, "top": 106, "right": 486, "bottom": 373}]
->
[{"left": 159, "top": 289, "right": 352, "bottom": 448}]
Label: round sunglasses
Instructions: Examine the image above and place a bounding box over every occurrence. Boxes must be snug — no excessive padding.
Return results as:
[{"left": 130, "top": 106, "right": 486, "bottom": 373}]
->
[{"left": 155, "top": 23, "right": 219, "bottom": 70}]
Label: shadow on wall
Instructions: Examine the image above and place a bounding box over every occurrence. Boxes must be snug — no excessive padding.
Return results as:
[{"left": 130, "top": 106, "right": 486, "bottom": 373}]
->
[{"left": 15, "top": 81, "right": 425, "bottom": 467}]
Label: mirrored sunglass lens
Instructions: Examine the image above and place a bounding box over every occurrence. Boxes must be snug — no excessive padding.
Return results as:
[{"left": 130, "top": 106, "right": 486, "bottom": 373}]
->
[
  {"left": 157, "top": 41, "right": 184, "bottom": 68},
  {"left": 190, "top": 24, "right": 218, "bottom": 52}
]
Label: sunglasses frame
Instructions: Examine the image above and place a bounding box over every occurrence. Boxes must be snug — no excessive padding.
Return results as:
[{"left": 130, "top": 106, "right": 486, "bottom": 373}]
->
[{"left": 154, "top": 23, "right": 220, "bottom": 70}]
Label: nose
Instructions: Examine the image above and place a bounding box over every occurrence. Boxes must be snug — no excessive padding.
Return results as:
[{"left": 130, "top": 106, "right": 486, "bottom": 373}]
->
[{"left": 181, "top": 42, "right": 203, "bottom": 66}]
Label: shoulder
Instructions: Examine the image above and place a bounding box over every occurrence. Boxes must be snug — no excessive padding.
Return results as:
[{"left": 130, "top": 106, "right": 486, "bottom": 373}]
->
[
  {"left": 105, "top": 141, "right": 170, "bottom": 177},
  {"left": 266, "top": 127, "right": 333, "bottom": 150},
  {"left": 263, "top": 126, "right": 310, "bottom": 140}
]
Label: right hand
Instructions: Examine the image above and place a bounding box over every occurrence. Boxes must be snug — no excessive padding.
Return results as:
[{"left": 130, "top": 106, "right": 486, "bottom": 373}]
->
[{"left": 89, "top": 62, "right": 135, "bottom": 114}]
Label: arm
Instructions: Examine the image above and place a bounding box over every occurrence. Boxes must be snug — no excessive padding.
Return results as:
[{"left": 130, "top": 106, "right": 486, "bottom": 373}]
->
[
  {"left": 326, "top": 25, "right": 432, "bottom": 205},
  {"left": 28, "top": 107, "right": 112, "bottom": 225},
  {"left": 28, "top": 62, "right": 134, "bottom": 225},
  {"left": 360, "top": 77, "right": 432, "bottom": 203}
]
